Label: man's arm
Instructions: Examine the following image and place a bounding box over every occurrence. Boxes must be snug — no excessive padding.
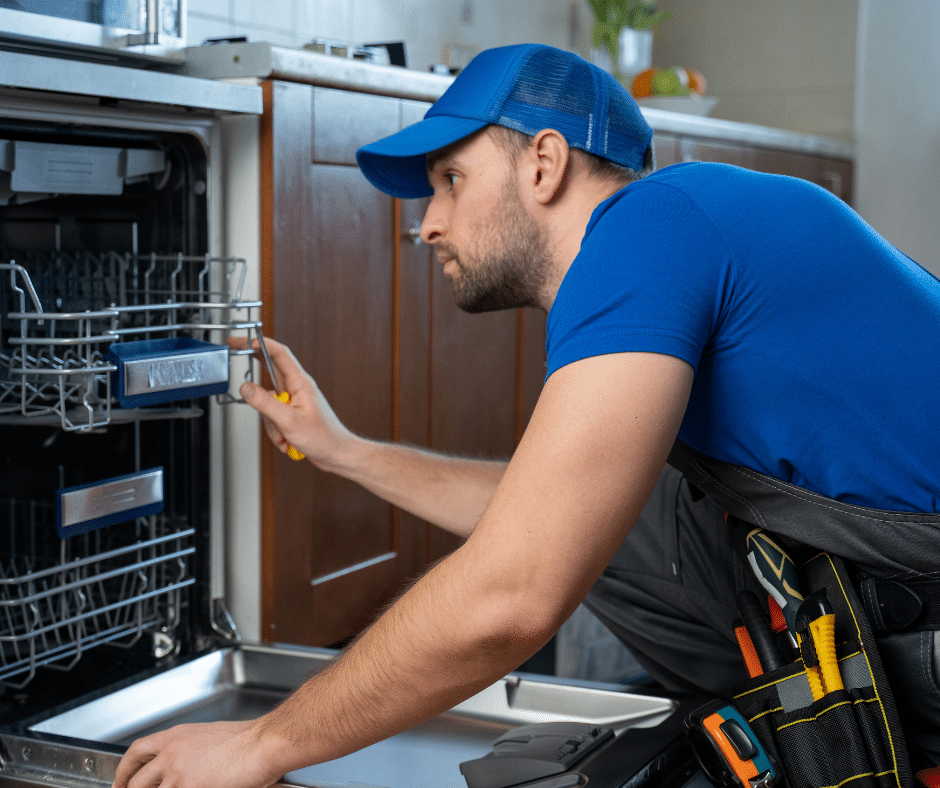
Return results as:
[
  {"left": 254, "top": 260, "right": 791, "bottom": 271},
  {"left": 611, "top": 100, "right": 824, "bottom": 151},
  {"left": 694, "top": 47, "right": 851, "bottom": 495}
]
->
[
  {"left": 230, "top": 336, "right": 507, "bottom": 539},
  {"left": 323, "top": 439, "right": 508, "bottom": 540},
  {"left": 114, "top": 350, "right": 692, "bottom": 788}
]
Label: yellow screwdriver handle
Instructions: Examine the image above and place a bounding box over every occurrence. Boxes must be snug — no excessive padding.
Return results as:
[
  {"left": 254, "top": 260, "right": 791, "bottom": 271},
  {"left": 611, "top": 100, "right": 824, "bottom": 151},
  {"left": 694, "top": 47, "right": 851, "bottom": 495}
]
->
[{"left": 273, "top": 391, "right": 305, "bottom": 461}]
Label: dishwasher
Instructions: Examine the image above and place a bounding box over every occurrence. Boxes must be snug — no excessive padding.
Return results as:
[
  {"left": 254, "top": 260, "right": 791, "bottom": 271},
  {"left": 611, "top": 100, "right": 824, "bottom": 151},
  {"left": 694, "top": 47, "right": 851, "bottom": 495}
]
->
[{"left": 0, "top": 48, "right": 703, "bottom": 788}]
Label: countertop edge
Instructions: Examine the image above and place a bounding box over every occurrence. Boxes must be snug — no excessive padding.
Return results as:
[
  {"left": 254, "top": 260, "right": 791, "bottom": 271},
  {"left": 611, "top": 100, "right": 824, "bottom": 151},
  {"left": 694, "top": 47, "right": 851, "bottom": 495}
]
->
[{"left": 0, "top": 50, "right": 263, "bottom": 115}]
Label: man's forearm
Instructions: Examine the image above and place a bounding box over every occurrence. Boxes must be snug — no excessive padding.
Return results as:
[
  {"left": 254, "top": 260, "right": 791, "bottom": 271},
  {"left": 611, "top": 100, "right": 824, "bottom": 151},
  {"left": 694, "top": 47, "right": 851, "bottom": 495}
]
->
[
  {"left": 322, "top": 437, "right": 508, "bottom": 539},
  {"left": 249, "top": 539, "right": 556, "bottom": 772}
]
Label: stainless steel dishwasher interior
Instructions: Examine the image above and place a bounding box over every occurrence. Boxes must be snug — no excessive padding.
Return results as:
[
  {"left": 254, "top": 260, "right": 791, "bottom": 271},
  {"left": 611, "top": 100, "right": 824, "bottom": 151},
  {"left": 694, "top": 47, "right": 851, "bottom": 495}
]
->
[{"left": 30, "top": 644, "right": 678, "bottom": 788}]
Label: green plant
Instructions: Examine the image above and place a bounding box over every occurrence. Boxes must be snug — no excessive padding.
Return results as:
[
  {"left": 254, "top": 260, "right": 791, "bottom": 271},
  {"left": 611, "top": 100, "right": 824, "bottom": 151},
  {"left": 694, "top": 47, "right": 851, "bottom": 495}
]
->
[{"left": 587, "top": 0, "right": 673, "bottom": 64}]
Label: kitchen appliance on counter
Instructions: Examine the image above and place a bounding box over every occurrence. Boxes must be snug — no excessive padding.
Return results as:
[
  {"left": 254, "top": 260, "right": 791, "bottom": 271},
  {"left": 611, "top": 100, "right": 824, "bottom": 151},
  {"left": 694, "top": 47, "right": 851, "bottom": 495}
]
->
[
  {"left": 0, "top": 41, "right": 702, "bottom": 788},
  {"left": 0, "top": 0, "right": 186, "bottom": 62}
]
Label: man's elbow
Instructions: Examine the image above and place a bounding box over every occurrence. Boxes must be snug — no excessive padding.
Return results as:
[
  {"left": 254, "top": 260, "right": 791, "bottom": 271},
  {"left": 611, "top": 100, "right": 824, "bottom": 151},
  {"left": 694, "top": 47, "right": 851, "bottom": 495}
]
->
[{"left": 465, "top": 581, "right": 574, "bottom": 664}]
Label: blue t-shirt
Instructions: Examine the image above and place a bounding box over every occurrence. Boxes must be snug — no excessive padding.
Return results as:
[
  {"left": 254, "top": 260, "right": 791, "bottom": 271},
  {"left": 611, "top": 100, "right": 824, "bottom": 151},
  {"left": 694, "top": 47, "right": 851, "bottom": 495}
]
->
[{"left": 546, "top": 162, "right": 940, "bottom": 513}]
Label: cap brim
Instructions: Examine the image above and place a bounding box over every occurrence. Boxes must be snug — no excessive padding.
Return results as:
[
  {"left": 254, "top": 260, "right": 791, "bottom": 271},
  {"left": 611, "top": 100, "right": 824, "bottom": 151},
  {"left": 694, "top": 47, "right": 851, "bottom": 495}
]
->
[{"left": 356, "top": 115, "right": 489, "bottom": 198}]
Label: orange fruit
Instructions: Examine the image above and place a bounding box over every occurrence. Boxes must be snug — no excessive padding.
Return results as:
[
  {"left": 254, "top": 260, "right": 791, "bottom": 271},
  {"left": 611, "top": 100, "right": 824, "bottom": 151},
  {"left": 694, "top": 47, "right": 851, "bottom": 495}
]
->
[
  {"left": 687, "top": 69, "right": 707, "bottom": 95},
  {"left": 631, "top": 68, "right": 657, "bottom": 98}
]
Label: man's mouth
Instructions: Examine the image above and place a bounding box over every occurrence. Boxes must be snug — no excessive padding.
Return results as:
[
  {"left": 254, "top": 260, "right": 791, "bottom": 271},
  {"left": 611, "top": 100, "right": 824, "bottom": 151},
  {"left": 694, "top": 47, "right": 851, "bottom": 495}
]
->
[
  {"left": 441, "top": 258, "right": 458, "bottom": 276},
  {"left": 437, "top": 249, "right": 460, "bottom": 276}
]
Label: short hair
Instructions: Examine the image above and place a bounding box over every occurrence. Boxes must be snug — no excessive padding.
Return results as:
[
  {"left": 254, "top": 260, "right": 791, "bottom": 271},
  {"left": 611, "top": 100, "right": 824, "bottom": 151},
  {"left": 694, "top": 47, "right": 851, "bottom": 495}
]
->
[{"left": 488, "top": 124, "right": 654, "bottom": 186}]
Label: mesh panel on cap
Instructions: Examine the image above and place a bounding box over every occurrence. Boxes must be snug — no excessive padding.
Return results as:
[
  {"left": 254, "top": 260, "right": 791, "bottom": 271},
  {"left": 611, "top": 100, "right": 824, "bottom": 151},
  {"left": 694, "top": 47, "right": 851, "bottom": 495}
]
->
[{"left": 496, "top": 46, "right": 649, "bottom": 171}]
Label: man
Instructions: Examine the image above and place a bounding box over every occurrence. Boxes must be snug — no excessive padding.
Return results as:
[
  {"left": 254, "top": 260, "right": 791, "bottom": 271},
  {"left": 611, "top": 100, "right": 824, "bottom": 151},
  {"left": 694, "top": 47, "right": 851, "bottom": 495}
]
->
[{"left": 113, "top": 43, "right": 940, "bottom": 788}]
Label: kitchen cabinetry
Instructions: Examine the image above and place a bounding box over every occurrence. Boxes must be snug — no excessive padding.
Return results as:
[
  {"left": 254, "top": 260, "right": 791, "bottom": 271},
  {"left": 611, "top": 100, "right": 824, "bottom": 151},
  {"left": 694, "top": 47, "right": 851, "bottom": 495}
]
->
[
  {"left": 652, "top": 131, "right": 853, "bottom": 203},
  {"left": 260, "top": 82, "right": 545, "bottom": 647},
  {"left": 260, "top": 79, "right": 853, "bottom": 649}
]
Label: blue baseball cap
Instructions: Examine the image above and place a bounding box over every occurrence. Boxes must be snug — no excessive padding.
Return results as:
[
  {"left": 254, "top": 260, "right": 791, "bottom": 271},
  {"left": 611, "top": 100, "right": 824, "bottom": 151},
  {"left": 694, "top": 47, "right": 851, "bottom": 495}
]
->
[{"left": 355, "top": 43, "right": 653, "bottom": 199}]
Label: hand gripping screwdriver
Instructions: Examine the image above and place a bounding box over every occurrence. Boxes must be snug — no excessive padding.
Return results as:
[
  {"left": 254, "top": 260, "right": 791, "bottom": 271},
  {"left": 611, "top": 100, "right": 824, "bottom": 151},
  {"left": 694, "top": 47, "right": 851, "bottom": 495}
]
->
[{"left": 255, "top": 329, "right": 305, "bottom": 461}]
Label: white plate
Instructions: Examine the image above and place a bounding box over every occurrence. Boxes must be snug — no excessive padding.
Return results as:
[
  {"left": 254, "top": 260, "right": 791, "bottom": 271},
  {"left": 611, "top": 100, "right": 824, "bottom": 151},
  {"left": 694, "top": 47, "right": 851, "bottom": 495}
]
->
[{"left": 636, "top": 95, "right": 719, "bottom": 116}]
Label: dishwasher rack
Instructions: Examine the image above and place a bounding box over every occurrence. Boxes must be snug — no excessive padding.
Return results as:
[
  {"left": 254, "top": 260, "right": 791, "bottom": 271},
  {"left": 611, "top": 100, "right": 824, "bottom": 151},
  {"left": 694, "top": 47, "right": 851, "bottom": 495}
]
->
[
  {"left": 1, "top": 251, "right": 262, "bottom": 431},
  {"left": 0, "top": 497, "right": 195, "bottom": 687}
]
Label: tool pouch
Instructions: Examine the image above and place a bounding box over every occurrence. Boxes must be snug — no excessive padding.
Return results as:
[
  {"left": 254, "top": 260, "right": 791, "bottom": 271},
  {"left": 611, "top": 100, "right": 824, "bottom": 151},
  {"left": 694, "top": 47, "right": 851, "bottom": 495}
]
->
[
  {"left": 728, "top": 550, "right": 912, "bottom": 788},
  {"left": 665, "top": 439, "right": 927, "bottom": 788}
]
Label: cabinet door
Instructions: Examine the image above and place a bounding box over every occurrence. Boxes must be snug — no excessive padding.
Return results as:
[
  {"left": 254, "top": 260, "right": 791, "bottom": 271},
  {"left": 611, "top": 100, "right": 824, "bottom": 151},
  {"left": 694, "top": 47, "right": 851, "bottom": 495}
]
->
[
  {"left": 261, "top": 82, "right": 408, "bottom": 646},
  {"left": 261, "top": 84, "right": 551, "bottom": 646}
]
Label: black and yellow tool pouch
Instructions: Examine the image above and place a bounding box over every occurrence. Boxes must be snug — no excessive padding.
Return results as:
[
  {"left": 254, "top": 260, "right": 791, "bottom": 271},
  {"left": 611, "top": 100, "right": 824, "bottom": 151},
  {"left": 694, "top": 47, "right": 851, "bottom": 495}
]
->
[
  {"left": 729, "top": 548, "right": 911, "bottom": 788},
  {"left": 666, "top": 440, "right": 940, "bottom": 788}
]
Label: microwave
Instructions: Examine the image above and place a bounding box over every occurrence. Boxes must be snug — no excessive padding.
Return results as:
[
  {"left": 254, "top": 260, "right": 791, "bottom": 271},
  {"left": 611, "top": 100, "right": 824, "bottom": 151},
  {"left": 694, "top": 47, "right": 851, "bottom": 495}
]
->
[{"left": 0, "top": 0, "right": 186, "bottom": 61}]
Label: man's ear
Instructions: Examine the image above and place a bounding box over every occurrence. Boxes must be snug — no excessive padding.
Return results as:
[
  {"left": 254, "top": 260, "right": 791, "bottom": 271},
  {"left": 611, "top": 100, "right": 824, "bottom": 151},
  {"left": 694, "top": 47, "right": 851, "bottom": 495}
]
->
[{"left": 526, "top": 129, "right": 570, "bottom": 205}]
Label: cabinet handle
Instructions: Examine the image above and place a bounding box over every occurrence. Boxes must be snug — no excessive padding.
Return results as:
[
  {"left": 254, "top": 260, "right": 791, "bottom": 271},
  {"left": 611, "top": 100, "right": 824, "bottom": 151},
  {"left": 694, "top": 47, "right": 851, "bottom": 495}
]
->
[{"left": 405, "top": 221, "right": 423, "bottom": 245}]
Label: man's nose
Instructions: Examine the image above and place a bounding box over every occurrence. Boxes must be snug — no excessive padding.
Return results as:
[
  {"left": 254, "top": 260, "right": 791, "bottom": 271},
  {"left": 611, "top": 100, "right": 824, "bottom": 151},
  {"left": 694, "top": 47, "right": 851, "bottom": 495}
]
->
[{"left": 420, "top": 199, "right": 444, "bottom": 244}]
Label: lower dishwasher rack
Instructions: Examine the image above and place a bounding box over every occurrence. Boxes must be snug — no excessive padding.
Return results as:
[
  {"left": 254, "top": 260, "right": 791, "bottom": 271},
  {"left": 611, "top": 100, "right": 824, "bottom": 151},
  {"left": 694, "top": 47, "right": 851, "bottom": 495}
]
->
[
  {"left": 0, "top": 507, "right": 195, "bottom": 689},
  {"left": 2, "top": 643, "right": 698, "bottom": 788}
]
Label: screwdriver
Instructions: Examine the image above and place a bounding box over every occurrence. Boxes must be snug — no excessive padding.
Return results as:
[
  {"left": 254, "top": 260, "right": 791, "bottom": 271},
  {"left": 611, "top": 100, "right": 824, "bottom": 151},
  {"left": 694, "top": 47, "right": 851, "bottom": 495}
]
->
[
  {"left": 255, "top": 329, "right": 305, "bottom": 461},
  {"left": 742, "top": 527, "right": 803, "bottom": 648}
]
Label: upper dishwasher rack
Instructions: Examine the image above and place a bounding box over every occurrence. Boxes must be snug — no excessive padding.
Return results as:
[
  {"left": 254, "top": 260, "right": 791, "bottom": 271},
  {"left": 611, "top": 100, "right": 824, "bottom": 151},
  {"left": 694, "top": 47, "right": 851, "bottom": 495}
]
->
[{"left": 1, "top": 251, "right": 261, "bottom": 431}]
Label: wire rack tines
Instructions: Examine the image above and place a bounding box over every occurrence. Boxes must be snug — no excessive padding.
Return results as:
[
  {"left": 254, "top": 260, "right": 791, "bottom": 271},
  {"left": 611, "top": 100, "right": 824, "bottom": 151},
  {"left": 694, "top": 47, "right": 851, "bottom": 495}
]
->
[
  {"left": 0, "top": 500, "right": 196, "bottom": 688},
  {"left": 0, "top": 251, "right": 261, "bottom": 431}
]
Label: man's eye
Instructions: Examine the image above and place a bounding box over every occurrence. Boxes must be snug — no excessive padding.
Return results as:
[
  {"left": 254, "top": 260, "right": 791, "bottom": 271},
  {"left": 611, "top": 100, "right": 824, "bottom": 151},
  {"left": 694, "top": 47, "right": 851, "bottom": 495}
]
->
[{"left": 446, "top": 173, "right": 458, "bottom": 187}]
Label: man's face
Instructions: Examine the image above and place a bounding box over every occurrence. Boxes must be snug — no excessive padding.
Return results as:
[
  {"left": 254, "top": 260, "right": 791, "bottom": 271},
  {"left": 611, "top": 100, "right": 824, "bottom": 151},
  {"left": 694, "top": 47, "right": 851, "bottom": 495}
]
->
[{"left": 422, "top": 129, "right": 550, "bottom": 313}]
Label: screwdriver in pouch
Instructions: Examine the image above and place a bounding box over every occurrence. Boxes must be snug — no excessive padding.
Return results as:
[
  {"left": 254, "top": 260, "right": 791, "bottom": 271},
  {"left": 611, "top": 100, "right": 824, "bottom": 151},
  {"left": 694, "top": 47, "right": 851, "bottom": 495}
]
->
[
  {"left": 255, "top": 329, "right": 305, "bottom": 461},
  {"left": 742, "top": 527, "right": 803, "bottom": 649}
]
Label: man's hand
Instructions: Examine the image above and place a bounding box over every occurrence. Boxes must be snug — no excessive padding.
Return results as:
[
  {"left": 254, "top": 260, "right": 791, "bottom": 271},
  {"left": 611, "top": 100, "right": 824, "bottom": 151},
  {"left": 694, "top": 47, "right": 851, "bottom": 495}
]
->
[
  {"left": 228, "top": 335, "right": 506, "bottom": 538},
  {"left": 112, "top": 719, "right": 285, "bottom": 788},
  {"left": 228, "top": 335, "right": 356, "bottom": 470}
]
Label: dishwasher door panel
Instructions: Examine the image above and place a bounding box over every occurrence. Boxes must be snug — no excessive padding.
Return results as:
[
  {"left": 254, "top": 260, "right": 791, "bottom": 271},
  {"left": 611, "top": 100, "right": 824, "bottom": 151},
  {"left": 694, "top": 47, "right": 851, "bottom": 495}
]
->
[{"left": 10, "top": 643, "right": 686, "bottom": 788}]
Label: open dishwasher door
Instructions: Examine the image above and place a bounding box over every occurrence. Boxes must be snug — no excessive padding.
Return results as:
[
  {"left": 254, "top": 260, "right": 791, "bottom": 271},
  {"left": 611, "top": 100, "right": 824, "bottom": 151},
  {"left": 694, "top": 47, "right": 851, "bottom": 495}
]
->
[{"left": 2, "top": 643, "right": 701, "bottom": 788}]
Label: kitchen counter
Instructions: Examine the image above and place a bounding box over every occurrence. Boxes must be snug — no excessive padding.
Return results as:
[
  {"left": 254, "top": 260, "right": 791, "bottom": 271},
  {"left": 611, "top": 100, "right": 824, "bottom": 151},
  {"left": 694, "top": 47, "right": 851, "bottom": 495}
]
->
[{"left": 180, "top": 41, "right": 852, "bottom": 160}]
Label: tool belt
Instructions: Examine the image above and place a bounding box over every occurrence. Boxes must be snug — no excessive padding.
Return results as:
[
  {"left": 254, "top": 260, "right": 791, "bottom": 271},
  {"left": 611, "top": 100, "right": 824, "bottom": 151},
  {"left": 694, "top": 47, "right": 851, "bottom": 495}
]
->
[{"left": 666, "top": 440, "right": 940, "bottom": 788}]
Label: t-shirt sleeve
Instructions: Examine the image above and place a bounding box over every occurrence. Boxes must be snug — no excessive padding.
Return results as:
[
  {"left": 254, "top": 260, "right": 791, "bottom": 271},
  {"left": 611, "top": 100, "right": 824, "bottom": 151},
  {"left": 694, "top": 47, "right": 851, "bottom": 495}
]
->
[{"left": 545, "top": 182, "right": 734, "bottom": 379}]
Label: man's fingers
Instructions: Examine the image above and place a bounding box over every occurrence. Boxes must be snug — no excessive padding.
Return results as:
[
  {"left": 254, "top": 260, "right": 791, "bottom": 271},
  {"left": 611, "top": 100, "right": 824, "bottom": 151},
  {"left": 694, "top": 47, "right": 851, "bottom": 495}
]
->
[
  {"left": 240, "top": 381, "right": 295, "bottom": 454},
  {"left": 240, "top": 381, "right": 287, "bottom": 413},
  {"left": 112, "top": 735, "right": 162, "bottom": 788},
  {"left": 124, "top": 758, "right": 163, "bottom": 788}
]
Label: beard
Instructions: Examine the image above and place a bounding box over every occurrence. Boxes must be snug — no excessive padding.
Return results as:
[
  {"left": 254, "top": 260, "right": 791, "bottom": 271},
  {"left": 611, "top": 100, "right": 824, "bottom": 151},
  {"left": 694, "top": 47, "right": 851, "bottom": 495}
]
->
[{"left": 441, "top": 177, "right": 551, "bottom": 313}]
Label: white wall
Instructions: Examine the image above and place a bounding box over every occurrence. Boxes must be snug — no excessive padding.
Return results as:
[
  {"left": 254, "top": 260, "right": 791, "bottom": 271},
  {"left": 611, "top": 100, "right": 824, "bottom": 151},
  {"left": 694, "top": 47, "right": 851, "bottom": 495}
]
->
[
  {"left": 853, "top": 0, "right": 940, "bottom": 276},
  {"left": 653, "top": 0, "right": 858, "bottom": 143}
]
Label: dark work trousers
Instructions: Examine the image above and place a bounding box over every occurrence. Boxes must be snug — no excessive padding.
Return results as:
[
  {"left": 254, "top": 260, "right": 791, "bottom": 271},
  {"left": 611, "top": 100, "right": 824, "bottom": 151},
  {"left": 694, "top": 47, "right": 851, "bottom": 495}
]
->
[
  {"left": 583, "top": 464, "right": 940, "bottom": 768},
  {"left": 583, "top": 464, "right": 747, "bottom": 698}
]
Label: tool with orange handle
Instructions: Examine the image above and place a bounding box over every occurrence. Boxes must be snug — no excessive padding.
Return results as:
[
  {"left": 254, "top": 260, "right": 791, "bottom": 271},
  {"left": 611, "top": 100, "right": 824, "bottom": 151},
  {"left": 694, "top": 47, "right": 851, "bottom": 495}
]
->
[{"left": 255, "top": 329, "right": 305, "bottom": 461}]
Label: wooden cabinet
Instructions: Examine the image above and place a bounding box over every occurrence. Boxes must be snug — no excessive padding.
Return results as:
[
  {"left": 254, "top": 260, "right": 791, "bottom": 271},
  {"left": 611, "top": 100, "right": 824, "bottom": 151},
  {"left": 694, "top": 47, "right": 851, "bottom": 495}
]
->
[
  {"left": 653, "top": 130, "right": 854, "bottom": 203},
  {"left": 260, "top": 81, "right": 545, "bottom": 647},
  {"left": 260, "top": 80, "right": 852, "bottom": 648}
]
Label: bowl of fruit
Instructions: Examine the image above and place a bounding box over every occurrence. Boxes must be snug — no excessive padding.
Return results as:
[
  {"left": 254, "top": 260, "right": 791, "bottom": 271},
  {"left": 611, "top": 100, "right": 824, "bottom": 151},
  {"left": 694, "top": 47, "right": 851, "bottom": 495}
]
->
[{"left": 632, "top": 67, "right": 718, "bottom": 116}]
